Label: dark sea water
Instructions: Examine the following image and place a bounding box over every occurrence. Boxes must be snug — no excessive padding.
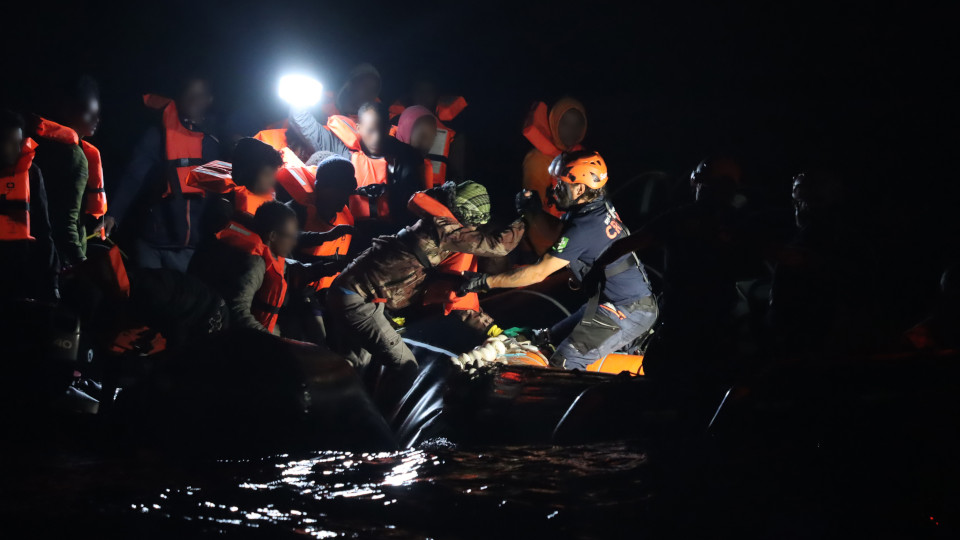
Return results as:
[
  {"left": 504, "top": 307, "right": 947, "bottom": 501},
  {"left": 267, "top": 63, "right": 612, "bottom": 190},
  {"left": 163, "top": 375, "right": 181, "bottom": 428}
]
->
[
  {"left": 4, "top": 438, "right": 660, "bottom": 539},
  {"left": 4, "top": 425, "right": 959, "bottom": 539}
]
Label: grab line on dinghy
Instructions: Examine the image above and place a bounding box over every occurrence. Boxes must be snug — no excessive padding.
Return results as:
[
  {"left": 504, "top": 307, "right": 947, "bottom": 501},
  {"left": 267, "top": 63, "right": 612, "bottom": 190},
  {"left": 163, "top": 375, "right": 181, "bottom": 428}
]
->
[
  {"left": 403, "top": 338, "right": 458, "bottom": 358},
  {"left": 491, "top": 289, "right": 572, "bottom": 317}
]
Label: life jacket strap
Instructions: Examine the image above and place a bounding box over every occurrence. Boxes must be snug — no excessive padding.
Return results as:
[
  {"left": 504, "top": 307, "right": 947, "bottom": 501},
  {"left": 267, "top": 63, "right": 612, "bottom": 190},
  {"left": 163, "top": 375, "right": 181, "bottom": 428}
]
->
[
  {"left": 169, "top": 158, "right": 206, "bottom": 168},
  {"left": 0, "top": 197, "right": 29, "bottom": 213},
  {"left": 252, "top": 298, "right": 282, "bottom": 315}
]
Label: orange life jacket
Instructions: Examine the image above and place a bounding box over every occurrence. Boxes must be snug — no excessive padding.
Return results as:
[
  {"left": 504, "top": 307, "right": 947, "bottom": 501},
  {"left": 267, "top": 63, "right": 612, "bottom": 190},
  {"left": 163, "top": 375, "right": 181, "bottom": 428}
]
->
[
  {"left": 326, "top": 115, "right": 391, "bottom": 221},
  {"left": 216, "top": 222, "right": 288, "bottom": 333},
  {"left": 0, "top": 138, "right": 38, "bottom": 241},
  {"left": 143, "top": 94, "right": 207, "bottom": 198},
  {"left": 253, "top": 128, "right": 288, "bottom": 151},
  {"left": 264, "top": 118, "right": 290, "bottom": 130},
  {"left": 390, "top": 96, "right": 466, "bottom": 186},
  {"left": 522, "top": 101, "right": 583, "bottom": 158},
  {"left": 407, "top": 192, "right": 481, "bottom": 314},
  {"left": 186, "top": 160, "right": 274, "bottom": 220},
  {"left": 35, "top": 118, "right": 109, "bottom": 220},
  {"left": 274, "top": 153, "right": 353, "bottom": 290},
  {"left": 35, "top": 117, "right": 79, "bottom": 145},
  {"left": 80, "top": 140, "right": 108, "bottom": 218}
]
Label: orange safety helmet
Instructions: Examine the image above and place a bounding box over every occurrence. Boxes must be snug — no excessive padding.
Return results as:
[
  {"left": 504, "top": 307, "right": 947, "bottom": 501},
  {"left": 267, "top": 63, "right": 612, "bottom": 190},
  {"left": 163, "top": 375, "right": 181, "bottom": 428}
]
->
[{"left": 549, "top": 150, "right": 609, "bottom": 190}]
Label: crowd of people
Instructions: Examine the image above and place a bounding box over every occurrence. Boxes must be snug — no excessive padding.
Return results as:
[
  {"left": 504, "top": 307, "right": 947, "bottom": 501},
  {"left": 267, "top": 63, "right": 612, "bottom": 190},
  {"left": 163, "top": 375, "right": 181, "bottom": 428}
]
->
[{"left": 2, "top": 63, "right": 955, "bottom": 415}]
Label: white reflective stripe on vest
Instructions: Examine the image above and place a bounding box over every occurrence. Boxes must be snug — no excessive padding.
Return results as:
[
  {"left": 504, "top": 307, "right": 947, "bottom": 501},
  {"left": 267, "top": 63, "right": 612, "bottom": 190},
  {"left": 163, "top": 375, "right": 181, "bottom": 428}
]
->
[{"left": 429, "top": 128, "right": 450, "bottom": 174}]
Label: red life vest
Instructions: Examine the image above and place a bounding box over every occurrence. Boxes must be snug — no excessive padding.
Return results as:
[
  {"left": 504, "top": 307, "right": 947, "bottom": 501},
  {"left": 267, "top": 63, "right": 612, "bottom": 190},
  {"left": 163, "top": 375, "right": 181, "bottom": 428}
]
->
[
  {"left": 253, "top": 128, "right": 288, "bottom": 152},
  {"left": 0, "top": 138, "right": 38, "bottom": 241},
  {"left": 390, "top": 96, "right": 466, "bottom": 186},
  {"left": 186, "top": 160, "right": 274, "bottom": 221},
  {"left": 143, "top": 94, "right": 206, "bottom": 198},
  {"left": 407, "top": 192, "right": 481, "bottom": 314},
  {"left": 326, "top": 115, "right": 390, "bottom": 221},
  {"left": 35, "top": 117, "right": 79, "bottom": 145},
  {"left": 522, "top": 101, "right": 583, "bottom": 158},
  {"left": 216, "top": 222, "right": 288, "bottom": 333},
  {"left": 274, "top": 153, "right": 354, "bottom": 290},
  {"left": 35, "top": 118, "right": 109, "bottom": 220},
  {"left": 80, "top": 140, "right": 107, "bottom": 218}
]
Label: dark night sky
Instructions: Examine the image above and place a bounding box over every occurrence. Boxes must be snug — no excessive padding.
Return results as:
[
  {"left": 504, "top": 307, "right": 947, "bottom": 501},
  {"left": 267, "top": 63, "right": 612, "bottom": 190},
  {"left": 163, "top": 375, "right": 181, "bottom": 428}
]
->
[{"left": 3, "top": 0, "right": 959, "bottom": 316}]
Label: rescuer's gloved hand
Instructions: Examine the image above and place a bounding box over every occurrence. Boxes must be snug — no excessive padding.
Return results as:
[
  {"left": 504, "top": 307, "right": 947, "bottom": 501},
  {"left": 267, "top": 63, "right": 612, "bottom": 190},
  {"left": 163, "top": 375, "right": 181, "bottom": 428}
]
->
[
  {"left": 515, "top": 189, "right": 542, "bottom": 215},
  {"left": 486, "top": 324, "right": 504, "bottom": 337},
  {"left": 356, "top": 184, "right": 387, "bottom": 198},
  {"left": 457, "top": 271, "right": 490, "bottom": 296}
]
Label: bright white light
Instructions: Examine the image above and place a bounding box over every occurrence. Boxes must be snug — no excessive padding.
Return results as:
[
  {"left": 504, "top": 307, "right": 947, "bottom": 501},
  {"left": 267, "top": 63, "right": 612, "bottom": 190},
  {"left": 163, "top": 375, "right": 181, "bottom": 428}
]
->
[{"left": 278, "top": 75, "right": 323, "bottom": 107}]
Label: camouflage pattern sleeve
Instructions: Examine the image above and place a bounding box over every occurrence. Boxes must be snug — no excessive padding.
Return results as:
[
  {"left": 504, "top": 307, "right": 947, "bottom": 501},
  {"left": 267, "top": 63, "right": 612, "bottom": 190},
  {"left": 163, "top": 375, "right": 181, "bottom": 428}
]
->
[{"left": 436, "top": 217, "right": 526, "bottom": 257}]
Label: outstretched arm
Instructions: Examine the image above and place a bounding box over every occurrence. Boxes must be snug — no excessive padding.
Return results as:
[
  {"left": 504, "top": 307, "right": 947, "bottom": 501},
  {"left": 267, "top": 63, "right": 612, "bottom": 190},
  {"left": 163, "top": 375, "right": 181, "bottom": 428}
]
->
[
  {"left": 439, "top": 217, "right": 527, "bottom": 258},
  {"left": 487, "top": 253, "right": 569, "bottom": 289}
]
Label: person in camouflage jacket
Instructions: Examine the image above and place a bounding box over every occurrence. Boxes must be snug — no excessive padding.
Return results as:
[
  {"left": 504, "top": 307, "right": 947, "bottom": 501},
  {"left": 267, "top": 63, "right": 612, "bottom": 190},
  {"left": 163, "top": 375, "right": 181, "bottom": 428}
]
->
[{"left": 326, "top": 181, "right": 525, "bottom": 373}]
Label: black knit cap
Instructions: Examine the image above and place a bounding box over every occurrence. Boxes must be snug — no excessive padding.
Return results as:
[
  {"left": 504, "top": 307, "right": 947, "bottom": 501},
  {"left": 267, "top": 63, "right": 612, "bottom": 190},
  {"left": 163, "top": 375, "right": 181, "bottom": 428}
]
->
[{"left": 314, "top": 155, "right": 357, "bottom": 192}]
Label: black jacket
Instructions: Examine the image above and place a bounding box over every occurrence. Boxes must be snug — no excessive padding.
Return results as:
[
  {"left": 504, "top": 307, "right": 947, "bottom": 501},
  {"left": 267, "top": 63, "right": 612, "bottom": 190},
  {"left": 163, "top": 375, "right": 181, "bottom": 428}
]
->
[{"left": 107, "top": 124, "right": 219, "bottom": 249}]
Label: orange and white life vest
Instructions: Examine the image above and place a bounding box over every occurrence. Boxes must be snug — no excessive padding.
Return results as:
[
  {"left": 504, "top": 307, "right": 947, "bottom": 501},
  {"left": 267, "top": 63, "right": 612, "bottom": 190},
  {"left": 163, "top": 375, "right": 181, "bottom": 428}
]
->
[
  {"left": 186, "top": 160, "right": 274, "bottom": 221},
  {"left": 326, "top": 115, "right": 390, "bottom": 221},
  {"left": 143, "top": 94, "right": 206, "bottom": 198},
  {"left": 0, "top": 138, "right": 38, "bottom": 241},
  {"left": 216, "top": 222, "right": 287, "bottom": 333},
  {"left": 274, "top": 152, "right": 353, "bottom": 290},
  {"left": 407, "top": 192, "right": 481, "bottom": 314}
]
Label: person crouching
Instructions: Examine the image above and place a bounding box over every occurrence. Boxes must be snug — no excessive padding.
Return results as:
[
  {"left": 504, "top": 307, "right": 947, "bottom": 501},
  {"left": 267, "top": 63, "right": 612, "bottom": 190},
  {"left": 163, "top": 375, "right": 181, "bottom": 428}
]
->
[{"left": 188, "top": 201, "right": 343, "bottom": 334}]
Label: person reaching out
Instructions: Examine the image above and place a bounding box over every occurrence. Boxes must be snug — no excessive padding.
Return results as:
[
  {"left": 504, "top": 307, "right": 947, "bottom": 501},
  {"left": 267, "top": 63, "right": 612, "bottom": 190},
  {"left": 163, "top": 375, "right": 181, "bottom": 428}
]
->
[{"left": 459, "top": 151, "right": 658, "bottom": 370}]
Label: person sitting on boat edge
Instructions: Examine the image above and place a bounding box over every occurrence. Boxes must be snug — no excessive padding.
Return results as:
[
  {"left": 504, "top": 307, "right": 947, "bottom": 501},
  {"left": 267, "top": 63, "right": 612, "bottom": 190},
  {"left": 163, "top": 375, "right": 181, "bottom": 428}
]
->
[{"left": 458, "top": 150, "right": 658, "bottom": 370}]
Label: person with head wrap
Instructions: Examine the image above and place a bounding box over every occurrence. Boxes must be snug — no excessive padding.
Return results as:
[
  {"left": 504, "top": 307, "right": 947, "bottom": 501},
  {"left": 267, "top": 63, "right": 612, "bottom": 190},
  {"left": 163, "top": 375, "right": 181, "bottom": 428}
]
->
[
  {"left": 325, "top": 181, "right": 525, "bottom": 377},
  {"left": 394, "top": 106, "right": 438, "bottom": 188}
]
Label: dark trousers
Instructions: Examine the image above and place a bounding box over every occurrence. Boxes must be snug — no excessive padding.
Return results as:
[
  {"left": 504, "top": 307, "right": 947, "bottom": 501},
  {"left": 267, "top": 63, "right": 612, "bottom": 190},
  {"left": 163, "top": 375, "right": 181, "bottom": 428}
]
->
[
  {"left": 136, "top": 239, "right": 194, "bottom": 273},
  {"left": 550, "top": 295, "right": 659, "bottom": 370},
  {"left": 324, "top": 287, "right": 417, "bottom": 370}
]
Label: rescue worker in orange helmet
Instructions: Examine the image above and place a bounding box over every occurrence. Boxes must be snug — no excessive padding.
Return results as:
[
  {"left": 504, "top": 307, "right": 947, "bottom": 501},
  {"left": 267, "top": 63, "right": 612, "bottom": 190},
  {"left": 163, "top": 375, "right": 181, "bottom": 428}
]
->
[
  {"left": 289, "top": 100, "right": 424, "bottom": 247},
  {"left": 459, "top": 151, "right": 658, "bottom": 371},
  {"left": 522, "top": 98, "right": 587, "bottom": 219},
  {"left": 0, "top": 109, "right": 58, "bottom": 303},
  {"left": 188, "top": 201, "right": 345, "bottom": 334},
  {"left": 104, "top": 75, "right": 218, "bottom": 273},
  {"left": 193, "top": 137, "right": 283, "bottom": 237},
  {"left": 27, "top": 76, "right": 104, "bottom": 267},
  {"left": 389, "top": 76, "right": 467, "bottom": 184},
  {"left": 394, "top": 106, "right": 438, "bottom": 189}
]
